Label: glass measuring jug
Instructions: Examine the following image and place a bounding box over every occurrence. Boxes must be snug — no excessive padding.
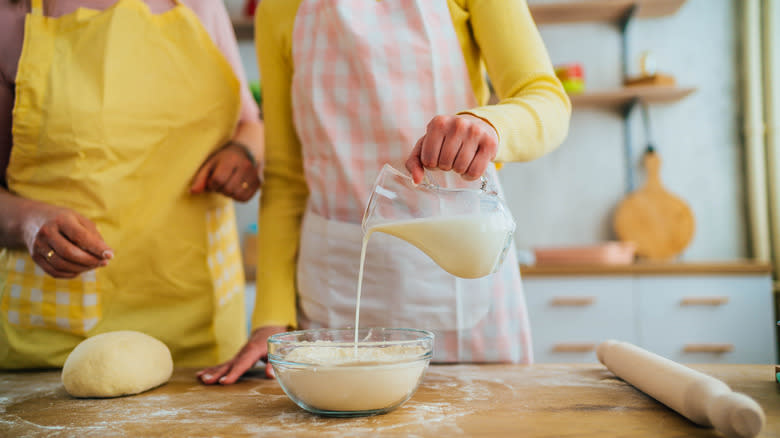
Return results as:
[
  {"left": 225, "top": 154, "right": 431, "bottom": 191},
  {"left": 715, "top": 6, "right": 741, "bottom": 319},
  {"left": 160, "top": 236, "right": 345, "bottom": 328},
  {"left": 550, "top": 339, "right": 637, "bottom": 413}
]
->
[{"left": 362, "top": 165, "right": 516, "bottom": 279}]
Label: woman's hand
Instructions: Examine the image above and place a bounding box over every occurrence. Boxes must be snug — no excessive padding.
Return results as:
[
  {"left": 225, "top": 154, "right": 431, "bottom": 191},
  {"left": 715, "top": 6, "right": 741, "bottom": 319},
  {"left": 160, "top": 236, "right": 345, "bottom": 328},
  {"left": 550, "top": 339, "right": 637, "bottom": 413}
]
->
[
  {"left": 24, "top": 205, "right": 113, "bottom": 279},
  {"left": 198, "top": 325, "right": 287, "bottom": 384},
  {"left": 406, "top": 114, "right": 499, "bottom": 184},
  {"left": 190, "top": 142, "right": 262, "bottom": 202}
]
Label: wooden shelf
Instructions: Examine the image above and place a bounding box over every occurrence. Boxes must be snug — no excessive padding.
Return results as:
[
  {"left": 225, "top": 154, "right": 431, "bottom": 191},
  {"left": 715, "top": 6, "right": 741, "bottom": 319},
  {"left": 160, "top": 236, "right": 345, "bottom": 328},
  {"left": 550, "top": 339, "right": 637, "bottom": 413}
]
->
[
  {"left": 232, "top": 0, "right": 688, "bottom": 39},
  {"left": 520, "top": 261, "right": 773, "bottom": 277},
  {"left": 530, "top": 0, "right": 687, "bottom": 25},
  {"left": 569, "top": 86, "right": 696, "bottom": 110}
]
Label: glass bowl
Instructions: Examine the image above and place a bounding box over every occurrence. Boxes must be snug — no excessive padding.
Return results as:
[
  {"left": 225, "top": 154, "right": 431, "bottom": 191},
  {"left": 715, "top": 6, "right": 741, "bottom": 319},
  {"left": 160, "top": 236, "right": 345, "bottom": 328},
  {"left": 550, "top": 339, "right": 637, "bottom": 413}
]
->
[{"left": 268, "top": 328, "right": 434, "bottom": 417}]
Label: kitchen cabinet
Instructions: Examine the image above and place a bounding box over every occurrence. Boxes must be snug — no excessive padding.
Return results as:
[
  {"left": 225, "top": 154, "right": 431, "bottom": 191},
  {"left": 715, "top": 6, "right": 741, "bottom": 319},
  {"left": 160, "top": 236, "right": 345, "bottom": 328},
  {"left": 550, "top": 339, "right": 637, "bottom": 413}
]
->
[
  {"left": 522, "top": 262, "right": 777, "bottom": 364},
  {"left": 2, "top": 365, "right": 777, "bottom": 437},
  {"left": 637, "top": 275, "right": 775, "bottom": 364},
  {"left": 524, "top": 277, "right": 637, "bottom": 363}
]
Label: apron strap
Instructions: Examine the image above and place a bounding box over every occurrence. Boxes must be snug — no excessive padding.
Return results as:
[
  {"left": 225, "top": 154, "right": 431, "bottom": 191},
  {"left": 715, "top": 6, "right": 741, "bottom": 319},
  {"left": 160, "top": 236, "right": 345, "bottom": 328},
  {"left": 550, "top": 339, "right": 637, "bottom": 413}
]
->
[{"left": 30, "top": 0, "right": 43, "bottom": 16}]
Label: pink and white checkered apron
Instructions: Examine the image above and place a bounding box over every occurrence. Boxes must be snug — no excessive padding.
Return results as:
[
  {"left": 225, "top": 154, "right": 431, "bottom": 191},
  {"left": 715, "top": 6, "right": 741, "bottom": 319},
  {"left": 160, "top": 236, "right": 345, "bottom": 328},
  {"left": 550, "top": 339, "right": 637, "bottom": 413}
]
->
[{"left": 291, "top": 0, "right": 532, "bottom": 363}]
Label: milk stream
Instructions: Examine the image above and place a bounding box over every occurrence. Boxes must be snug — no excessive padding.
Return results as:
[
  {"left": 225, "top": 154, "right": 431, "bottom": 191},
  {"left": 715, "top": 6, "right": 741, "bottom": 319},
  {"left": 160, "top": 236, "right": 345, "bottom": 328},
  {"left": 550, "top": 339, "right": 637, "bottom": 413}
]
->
[{"left": 353, "top": 214, "right": 512, "bottom": 346}]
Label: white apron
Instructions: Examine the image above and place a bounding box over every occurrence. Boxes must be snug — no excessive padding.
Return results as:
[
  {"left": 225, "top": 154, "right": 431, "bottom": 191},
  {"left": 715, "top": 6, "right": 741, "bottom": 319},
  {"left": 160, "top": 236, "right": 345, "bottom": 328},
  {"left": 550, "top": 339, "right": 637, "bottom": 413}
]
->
[{"left": 291, "top": 0, "right": 532, "bottom": 363}]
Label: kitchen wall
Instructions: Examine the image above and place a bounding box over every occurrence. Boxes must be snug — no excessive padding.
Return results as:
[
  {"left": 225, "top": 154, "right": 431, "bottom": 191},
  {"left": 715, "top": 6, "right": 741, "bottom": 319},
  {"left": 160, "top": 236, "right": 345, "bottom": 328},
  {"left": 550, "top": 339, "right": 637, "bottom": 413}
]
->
[
  {"left": 233, "top": 41, "right": 260, "bottom": 239},
  {"left": 231, "top": 0, "right": 747, "bottom": 261}
]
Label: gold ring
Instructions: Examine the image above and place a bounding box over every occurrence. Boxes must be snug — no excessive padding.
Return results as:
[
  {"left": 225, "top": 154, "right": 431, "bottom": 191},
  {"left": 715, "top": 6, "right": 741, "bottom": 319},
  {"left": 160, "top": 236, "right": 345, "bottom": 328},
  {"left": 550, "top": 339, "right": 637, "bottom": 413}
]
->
[
  {"left": 241, "top": 181, "right": 249, "bottom": 189},
  {"left": 46, "top": 250, "right": 54, "bottom": 260}
]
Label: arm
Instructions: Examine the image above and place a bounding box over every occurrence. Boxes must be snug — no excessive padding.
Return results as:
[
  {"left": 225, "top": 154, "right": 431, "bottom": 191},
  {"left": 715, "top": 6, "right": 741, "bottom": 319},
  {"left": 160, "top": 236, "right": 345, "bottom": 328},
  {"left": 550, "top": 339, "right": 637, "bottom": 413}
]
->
[
  {"left": 189, "top": 0, "right": 264, "bottom": 202},
  {"left": 0, "top": 71, "right": 111, "bottom": 277},
  {"left": 406, "top": 0, "right": 571, "bottom": 182},
  {"left": 250, "top": 0, "right": 307, "bottom": 333},
  {"left": 462, "top": 0, "right": 571, "bottom": 162},
  {"left": 198, "top": 0, "right": 305, "bottom": 384}
]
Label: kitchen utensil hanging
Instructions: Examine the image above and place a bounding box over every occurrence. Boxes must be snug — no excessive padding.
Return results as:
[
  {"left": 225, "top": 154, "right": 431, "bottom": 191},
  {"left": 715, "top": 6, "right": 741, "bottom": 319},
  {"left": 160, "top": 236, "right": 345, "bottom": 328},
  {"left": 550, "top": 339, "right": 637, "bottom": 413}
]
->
[{"left": 613, "top": 103, "right": 695, "bottom": 261}]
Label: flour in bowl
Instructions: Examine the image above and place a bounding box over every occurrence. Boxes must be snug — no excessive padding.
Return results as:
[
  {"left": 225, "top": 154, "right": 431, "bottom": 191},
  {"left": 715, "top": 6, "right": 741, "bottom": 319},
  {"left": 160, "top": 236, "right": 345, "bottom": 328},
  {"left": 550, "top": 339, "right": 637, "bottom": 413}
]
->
[
  {"left": 284, "top": 342, "right": 425, "bottom": 365},
  {"left": 277, "top": 343, "right": 428, "bottom": 412}
]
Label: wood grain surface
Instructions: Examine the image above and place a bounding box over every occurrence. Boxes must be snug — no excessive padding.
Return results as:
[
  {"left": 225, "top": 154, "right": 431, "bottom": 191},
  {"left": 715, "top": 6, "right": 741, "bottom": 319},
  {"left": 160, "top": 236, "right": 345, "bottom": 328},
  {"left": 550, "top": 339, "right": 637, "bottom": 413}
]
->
[
  {"left": 1, "top": 364, "right": 777, "bottom": 437},
  {"left": 520, "top": 260, "right": 772, "bottom": 277}
]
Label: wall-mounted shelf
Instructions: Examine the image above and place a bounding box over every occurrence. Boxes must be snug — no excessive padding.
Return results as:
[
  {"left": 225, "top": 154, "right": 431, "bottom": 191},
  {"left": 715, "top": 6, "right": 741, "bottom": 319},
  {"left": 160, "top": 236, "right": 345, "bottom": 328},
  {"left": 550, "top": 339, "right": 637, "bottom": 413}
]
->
[
  {"left": 520, "top": 261, "right": 772, "bottom": 277},
  {"left": 570, "top": 86, "right": 696, "bottom": 111},
  {"left": 530, "top": 0, "right": 686, "bottom": 25},
  {"left": 231, "top": 0, "right": 687, "bottom": 40}
]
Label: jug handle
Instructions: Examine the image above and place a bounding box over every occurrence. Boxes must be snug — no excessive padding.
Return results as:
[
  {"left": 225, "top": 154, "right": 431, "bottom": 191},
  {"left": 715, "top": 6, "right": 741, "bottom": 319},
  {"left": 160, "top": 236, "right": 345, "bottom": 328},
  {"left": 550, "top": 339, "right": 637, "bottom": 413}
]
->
[{"left": 420, "top": 171, "right": 492, "bottom": 193}]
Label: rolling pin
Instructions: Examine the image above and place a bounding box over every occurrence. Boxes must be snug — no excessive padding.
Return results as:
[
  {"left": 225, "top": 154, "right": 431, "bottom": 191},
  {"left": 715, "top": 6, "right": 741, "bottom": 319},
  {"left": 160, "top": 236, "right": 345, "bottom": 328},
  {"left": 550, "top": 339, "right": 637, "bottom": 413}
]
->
[{"left": 597, "top": 340, "right": 765, "bottom": 438}]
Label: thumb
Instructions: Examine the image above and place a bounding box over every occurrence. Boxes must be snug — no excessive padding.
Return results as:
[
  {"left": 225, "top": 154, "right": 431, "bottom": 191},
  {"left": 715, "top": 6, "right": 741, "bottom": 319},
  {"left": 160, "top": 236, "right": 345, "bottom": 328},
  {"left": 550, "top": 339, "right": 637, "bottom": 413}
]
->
[
  {"left": 265, "top": 361, "right": 275, "bottom": 379},
  {"left": 190, "top": 158, "right": 216, "bottom": 194},
  {"left": 406, "top": 136, "right": 425, "bottom": 184},
  {"left": 73, "top": 215, "right": 114, "bottom": 260}
]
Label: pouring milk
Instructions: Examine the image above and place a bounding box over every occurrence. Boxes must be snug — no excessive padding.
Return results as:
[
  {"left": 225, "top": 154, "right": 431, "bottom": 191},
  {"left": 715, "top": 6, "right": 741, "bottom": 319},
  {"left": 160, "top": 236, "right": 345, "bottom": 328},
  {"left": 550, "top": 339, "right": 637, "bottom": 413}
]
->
[{"left": 354, "top": 166, "right": 516, "bottom": 344}]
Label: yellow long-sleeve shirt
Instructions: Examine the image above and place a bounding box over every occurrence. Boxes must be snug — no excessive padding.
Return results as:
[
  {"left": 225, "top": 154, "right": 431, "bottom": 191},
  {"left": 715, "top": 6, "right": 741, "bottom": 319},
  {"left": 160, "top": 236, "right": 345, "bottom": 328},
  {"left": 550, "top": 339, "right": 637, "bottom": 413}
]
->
[{"left": 253, "top": 0, "right": 571, "bottom": 330}]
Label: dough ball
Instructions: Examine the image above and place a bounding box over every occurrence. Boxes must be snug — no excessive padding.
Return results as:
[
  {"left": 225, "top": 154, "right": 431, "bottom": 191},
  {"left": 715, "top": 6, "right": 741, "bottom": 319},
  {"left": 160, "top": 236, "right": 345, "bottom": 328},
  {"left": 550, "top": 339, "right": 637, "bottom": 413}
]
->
[{"left": 62, "top": 331, "right": 173, "bottom": 398}]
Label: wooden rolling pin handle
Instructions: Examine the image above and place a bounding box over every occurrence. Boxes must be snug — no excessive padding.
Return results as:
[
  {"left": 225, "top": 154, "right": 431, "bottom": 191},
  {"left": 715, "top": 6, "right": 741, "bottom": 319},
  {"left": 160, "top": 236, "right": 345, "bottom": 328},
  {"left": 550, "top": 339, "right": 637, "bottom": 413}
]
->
[{"left": 596, "top": 340, "right": 765, "bottom": 438}]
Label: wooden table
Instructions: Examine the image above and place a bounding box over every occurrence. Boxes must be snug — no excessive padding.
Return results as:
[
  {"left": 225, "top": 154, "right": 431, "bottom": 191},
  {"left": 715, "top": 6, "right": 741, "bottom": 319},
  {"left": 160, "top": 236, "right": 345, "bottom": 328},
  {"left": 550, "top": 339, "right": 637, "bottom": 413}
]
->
[{"left": 1, "top": 364, "right": 777, "bottom": 437}]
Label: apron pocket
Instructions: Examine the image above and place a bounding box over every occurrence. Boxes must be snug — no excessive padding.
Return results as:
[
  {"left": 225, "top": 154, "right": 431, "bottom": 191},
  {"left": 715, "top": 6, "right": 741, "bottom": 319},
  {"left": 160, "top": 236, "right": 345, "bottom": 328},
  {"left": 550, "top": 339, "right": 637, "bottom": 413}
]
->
[{"left": 0, "top": 251, "right": 101, "bottom": 335}]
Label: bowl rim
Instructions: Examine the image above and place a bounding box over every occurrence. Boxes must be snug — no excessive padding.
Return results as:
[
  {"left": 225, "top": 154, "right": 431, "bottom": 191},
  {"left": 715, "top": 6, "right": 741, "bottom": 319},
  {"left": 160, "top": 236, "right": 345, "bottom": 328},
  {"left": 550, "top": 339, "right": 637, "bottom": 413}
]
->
[{"left": 267, "top": 327, "right": 434, "bottom": 367}]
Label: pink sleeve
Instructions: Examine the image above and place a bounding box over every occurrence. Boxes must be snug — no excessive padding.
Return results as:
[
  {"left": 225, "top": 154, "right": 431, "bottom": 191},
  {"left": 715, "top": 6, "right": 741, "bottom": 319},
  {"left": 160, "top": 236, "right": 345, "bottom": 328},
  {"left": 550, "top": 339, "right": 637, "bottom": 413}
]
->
[{"left": 185, "top": 0, "right": 260, "bottom": 122}]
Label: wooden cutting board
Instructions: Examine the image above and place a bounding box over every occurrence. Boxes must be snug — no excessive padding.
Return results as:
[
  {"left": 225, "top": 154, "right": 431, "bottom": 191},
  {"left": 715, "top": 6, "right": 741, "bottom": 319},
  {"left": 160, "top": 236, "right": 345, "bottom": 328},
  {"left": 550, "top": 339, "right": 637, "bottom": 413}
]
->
[{"left": 614, "top": 150, "right": 694, "bottom": 260}]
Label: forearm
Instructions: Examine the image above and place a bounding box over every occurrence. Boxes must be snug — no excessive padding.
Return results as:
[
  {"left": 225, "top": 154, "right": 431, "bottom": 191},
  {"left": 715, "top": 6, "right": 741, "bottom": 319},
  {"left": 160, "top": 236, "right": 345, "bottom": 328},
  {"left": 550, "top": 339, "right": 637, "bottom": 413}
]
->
[
  {"left": 464, "top": 0, "right": 571, "bottom": 163},
  {"left": 464, "top": 79, "right": 570, "bottom": 162},
  {"left": 252, "top": 190, "right": 306, "bottom": 330}
]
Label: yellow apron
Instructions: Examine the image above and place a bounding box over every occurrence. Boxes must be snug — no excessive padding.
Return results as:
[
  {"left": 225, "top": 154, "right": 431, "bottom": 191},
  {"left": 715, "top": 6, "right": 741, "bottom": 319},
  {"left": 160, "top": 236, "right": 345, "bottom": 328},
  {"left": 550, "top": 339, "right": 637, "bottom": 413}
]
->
[{"left": 0, "top": 0, "right": 246, "bottom": 368}]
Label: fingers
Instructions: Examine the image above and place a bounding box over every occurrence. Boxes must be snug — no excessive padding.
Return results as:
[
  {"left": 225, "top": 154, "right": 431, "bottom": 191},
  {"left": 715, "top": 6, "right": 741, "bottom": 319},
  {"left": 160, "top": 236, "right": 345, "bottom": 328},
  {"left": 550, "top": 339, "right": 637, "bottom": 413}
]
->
[
  {"left": 452, "top": 137, "right": 479, "bottom": 175},
  {"left": 432, "top": 116, "right": 469, "bottom": 171},
  {"left": 61, "top": 215, "right": 113, "bottom": 261},
  {"left": 76, "top": 216, "right": 114, "bottom": 260},
  {"left": 190, "top": 159, "right": 216, "bottom": 195},
  {"left": 31, "top": 245, "right": 79, "bottom": 279},
  {"left": 221, "top": 165, "right": 260, "bottom": 202},
  {"left": 420, "top": 118, "right": 446, "bottom": 169},
  {"left": 197, "top": 361, "right": 234, "bottom": 385},
  {"left": 30, "top": 212, "right": 112, "bottom": 279},
  {"left": 464, "top": 144, "right": 495, "bottom": 181},
  {"left": 405, "top": 137, "right": 426, "bottom": 184},
  {"left": 207, "top": 160, "right": 237, "bottom": 193},
  {"left": 219, "top": 343, "right": 266, "bottom": 385},
  {"left": 193, "top": 146, "right": 261, "bottom": 202},
  {"left": 197, "top": 325, "right": 286, "bottom": 385},
  {"left": 410, "top": 114, "right": 499, "bottom": 181}
]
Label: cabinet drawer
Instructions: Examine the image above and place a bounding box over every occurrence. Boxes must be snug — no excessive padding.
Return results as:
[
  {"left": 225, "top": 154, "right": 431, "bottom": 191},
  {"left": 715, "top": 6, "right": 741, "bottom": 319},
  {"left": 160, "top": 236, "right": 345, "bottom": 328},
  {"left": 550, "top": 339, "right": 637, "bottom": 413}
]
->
[
  {"left": 637, "top": 276, "right": 776, "bottom": 364},
  {"left": 524, "top": 277, "right": 636, "bottom": 363}
]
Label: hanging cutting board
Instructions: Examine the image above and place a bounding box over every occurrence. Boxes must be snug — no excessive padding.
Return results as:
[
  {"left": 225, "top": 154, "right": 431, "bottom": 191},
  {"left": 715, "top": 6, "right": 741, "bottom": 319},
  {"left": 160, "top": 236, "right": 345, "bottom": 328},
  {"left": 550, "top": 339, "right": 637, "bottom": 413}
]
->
[{"left": 613, "top": 149, "right": 694, "bottom": 261}]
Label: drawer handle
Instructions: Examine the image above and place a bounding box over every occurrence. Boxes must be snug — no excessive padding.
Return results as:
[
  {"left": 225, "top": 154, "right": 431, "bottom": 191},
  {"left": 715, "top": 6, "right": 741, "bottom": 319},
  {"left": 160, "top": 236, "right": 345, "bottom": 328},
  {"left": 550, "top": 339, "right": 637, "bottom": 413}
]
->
[
  {"left": 683, "top": 343, "right": 734, "bottom": 354},
  {"left": 552, "top": 342, "right": 597, "bottom": 353},
  {"left": 680, "top": 296, "right": 729, "bottom": 306},
  {"left": 550, "top": 297, "right": 596, "bottom": 307}
]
